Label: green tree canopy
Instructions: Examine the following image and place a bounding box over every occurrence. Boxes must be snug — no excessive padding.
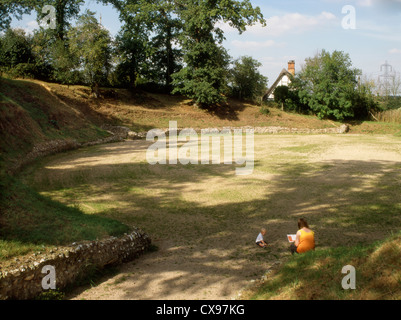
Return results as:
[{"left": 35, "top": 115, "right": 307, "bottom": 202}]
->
[
  {"left": 109, "top": 0, "right": 183, "bottom": 90},
  {"left": 104, "top": 0, "right": 265, "bottom": 104},
  {"left": 297, "top": 50, "right": 361, "bottom": 120},
  {"left": 229, "top": 56, "right": 268, "bottom": 102},
  {"left": 273, "top": 85, "right": 289, "bottom": 110},
  {"left": 0, "top": 1, "right": 35, "bottom": 31},
  {"left": 171, "top": 0, "right": 265, "bottom": 106},
  {"left": 34, "top": 0, "right": 85, "bottom": 41},
  {"left": 0, "top": 28, "right": 33, "bottom": 68},
  {"left": 113, "top": 24, "right": 152, "bottom": 88},
  {"left": 0, "top": 1, "right": 84, "bottom": 39},
  {"left": 68, "top": 10, "right": 113, "bottom": 97}
]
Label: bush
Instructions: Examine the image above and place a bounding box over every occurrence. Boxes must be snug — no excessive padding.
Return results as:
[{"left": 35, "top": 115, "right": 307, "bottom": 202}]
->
[
  {"left": 260, "top": 105, "right": 270, "bottom": 115},
  {"left": 274, "top": 85, "right": 290, "bottom": 109},
  {"left": 296, "top": 50, "right": 365, "bottom": 121},
  {"left": 229, "top": 56, "right": 268, "bottom": 103},
  {"left": 377, "top": 96, "right": 401, "bottom": 111},
  {"left": 36, "top": 290, "right": 65, "bottom": 300},
  {"left": 9, "top": 63, "right": 36, "bottom": 79}
]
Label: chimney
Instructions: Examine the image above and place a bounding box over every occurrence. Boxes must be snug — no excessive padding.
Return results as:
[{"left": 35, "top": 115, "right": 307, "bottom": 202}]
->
[{"left": 288, "top": 60, "right": 295, "bottom": 76}]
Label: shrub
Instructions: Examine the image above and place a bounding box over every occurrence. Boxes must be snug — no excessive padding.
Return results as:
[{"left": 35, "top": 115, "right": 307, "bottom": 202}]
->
[
  {"left": 9, "top": 63, "right": 36, "bottom": 79},
  {"left": 260, "top": 105, "right": 270, "bottom": 115}
]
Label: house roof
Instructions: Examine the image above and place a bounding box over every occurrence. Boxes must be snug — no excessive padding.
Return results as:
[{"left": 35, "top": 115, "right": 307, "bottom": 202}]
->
[{"left": 263, "top": 68, "right": 294, "bottom": 100}]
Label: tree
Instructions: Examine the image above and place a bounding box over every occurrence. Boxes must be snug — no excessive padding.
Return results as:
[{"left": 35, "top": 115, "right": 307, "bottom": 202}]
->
[
  {"left": 170, "top": 0, "right": 265, "bottom": 106},
  {"left": 0, "top": 1, "right": 34, "bottom": 31},
  {"left": 147, "top": 6, "right": 183, "bottom": 91},
  {"left": 284, "top": 77, "right": 310, "bottom": 114},
  {"left": 296, "top": 50, "right": 362, "bottom": 121},
  {"left": 273, "top": 85, "right": 289, "bottom": 110},
  {"left": 389, "top": 73, "right": 401, "bottom": 98},
  {"left": 113, "top": 24, "right": 152, "bottom": 88},
  {"left": 351, "top": 77, "right": 379, "bottom": 119},
  {"left": 29, "top": 28, "right": 55, "bottom": 81},
  {"left": 1, "top": 1, "right": 86, "bottom": 82},
  {"left": 50, "top": 39, "right": 81, "bottom": 86},
  {"left": 229, "top": 56, "right": 268, "bottom": 102},
  {"left": 0, "top": 28, "right": 34, "bottom": 72},
  {"left": 102, "top": 0, "right": 183, "bottom": 90},
  {"left": 34, "top": 0, "right": 85, "bottom": 41},
  {"left": 102, "top": 0, "right": 265, "bottom": 104},
  {"left": 68, "top": 10, "right": 113, "bottom": 97},
  {"left": 171, "top": 41, "right": 231, "bottom": 106},
  {"left": 0, "top": 1, "right": 84, "bottom": 40}
]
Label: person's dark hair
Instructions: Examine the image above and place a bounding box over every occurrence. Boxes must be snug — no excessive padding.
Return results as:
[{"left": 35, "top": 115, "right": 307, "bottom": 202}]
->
[{"left": 298, "top": 218, "right": 309, "bottom": 229}]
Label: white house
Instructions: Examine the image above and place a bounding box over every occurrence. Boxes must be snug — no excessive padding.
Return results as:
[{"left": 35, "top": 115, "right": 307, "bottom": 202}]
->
[{"left": 263, "top": 60, "right": 295, "bottom": 101}]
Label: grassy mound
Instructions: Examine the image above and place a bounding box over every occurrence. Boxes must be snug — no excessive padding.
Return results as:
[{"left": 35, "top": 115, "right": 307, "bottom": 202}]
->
[
  {"left": 1, "top": 174, "right": 129, "bottom": 264},
  {"left": 242, "top": 232, "right": 401, "bottom": 300},
  {"left": 0, "top": 78, "right": 130, "bottom": 262}
]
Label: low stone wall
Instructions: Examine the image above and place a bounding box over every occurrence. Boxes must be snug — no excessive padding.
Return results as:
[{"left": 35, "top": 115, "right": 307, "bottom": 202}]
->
[
  {"left": 11, "top": 124, "right": 348, "bottom": 175},
  {"left": 130, "top": 124, "right": 350, "bottom": 138},
  {"left": 2, "top": 126, "right": 152, "bottom": 300},
  {"left": 8, "top": 123, "right": 350, "bottom": 174},
  {"left": 0, "top": 228, "right": 151, "bottom": 300},
  {"left": 9, "top": 126, "right": 126, "bottom": 175}
]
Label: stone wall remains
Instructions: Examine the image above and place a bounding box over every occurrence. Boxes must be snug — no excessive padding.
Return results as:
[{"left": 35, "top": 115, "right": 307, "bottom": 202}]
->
[
  {"left": 133, "top": 124, "right": 350, "bottom": 137},
  {"left": 10, "top": 124, "right": 350, "bottom": 175},
  {"left": 0, "top": 228, "right": 151, "bottom": 300}
]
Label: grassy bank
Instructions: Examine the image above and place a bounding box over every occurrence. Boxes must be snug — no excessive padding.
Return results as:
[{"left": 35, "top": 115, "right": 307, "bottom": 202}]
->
[
  {"left": 0, "top": 78, "right": 131, "bottom": 264},
  {"left": 242, "top": 231, "right": 401, "bottom": 300},
  {"left": 0, "top": 174, "right": 129, "bottom": 265}
]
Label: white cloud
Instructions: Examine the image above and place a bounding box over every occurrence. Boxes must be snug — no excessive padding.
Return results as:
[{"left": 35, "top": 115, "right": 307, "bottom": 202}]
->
[
  {"left": 389, "top": 48, "right": 401, "bottom": 54},
  {"left": 13, "top": 20, "right": 39, "bottom": 34},
  {"left": 247, "top": 11, "right": 337, "bottom": 37},
  {"left": 218, "top": 11, "right": 337, "bottom": 37},
  {"left": 26, "top": 20, "right": 39, "bottom": 33},
  {"left": 231, "top": 40, "right": 285, "bottom": 49},
  {"left": 357, "top": 0, "right": 374, "bottom": 7}
]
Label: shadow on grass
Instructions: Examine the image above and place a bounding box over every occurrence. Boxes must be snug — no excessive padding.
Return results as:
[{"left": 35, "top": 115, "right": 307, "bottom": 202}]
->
[
  {"left": 0, "top": 176, "right": 130, "bottom": 249},
  {"left": 200, "top": 99, "right": 249, "bottom": 121},
  {"left": 21, "top": 147, "right": 401, "bottom": 299}
]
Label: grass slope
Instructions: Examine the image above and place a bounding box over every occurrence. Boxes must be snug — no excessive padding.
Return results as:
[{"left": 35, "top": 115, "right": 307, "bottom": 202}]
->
[
  {"left": 242, "top": 232, "right": 401, "bottom": 300},
  {"left": 0, "top": 78, "right": 129, "bottom": 263}
]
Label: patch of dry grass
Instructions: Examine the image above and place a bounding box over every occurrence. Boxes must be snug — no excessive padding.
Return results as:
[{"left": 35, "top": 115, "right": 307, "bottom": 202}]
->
[{"left": 21, "top": 134, "right": 401, "bottom": 299}]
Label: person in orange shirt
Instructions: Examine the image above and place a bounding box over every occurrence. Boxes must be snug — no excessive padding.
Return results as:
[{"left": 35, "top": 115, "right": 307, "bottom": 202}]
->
[{"left": 290, "top": 218, "right": 315, "bottom": 255}]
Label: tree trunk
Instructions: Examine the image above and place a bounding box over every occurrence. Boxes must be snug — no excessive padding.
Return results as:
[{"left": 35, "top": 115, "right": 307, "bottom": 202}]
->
[
  {"left": 91, "top": 83, "right": 100, "bottom": 98},
  {"left": 165, "top": 23, "right": 173, "bottom": 91}
]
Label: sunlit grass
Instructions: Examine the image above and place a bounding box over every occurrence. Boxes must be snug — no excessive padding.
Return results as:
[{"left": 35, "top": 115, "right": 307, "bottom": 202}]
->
[
  {"left": 8, "top": 134, "right": 401, "bottom": 299},
  {"left": 244, "top": 232, "right": 401, "bottom": 300},
  {"left": 22, "top": 135, "right": 401, "bottom": 243}
]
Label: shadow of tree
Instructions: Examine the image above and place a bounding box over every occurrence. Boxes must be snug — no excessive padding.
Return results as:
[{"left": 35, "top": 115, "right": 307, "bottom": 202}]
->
[
  {"left": 200, "top": 99, "right": 249, "bottom": 121},
  {"left": 260, "top": 159, "right": 401, "bottom": 248},
  {"left": 27, "top": 142, "right": 401, "bottom": 299}
]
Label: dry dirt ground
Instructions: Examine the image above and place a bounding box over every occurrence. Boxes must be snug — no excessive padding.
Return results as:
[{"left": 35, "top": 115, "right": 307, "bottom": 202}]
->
[{"left": 27, "top": 134, "right": 401, "bottom": 300}]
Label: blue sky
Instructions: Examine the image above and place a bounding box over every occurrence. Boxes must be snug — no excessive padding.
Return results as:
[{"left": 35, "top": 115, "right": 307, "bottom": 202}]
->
[{"left": 10, "top": 0, "right": 401, "bottom": 86}]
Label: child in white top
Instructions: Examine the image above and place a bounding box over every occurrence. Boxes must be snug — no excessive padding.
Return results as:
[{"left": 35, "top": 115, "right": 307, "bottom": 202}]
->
[{"left": 256, "top": 228, "right": 268, "bottom": 248}]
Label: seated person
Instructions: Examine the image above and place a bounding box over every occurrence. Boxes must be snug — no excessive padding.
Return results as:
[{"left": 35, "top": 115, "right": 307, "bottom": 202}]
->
[
  {"left": 256, "top": 228, "right": 268, "bottom": 248},
  {"left": 290, "top": 218, "right": 315, "bottom": 254}
]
